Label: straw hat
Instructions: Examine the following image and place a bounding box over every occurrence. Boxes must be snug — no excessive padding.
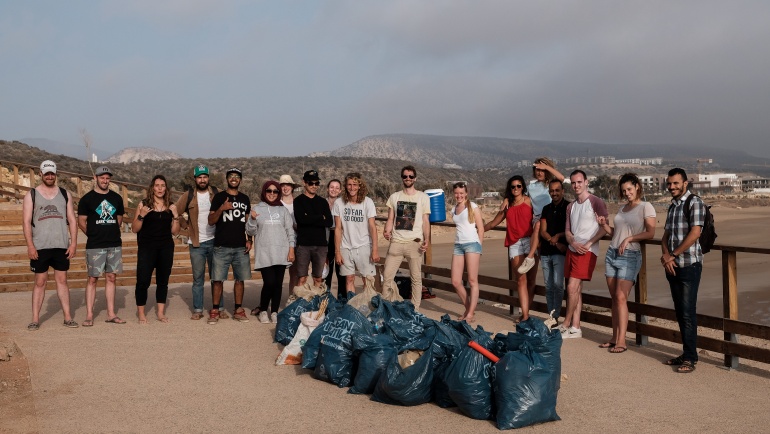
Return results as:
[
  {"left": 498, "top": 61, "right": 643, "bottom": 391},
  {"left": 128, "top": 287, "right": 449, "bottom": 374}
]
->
[{"left": 278, "top": 174, "right": 297, "bottom": 186}]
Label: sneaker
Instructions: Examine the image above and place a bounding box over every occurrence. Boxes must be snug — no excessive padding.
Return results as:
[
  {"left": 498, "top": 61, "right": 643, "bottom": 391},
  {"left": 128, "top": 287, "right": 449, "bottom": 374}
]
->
[
  {"left": 27, "top": 322, "right": 40, "bottom": 331},
  {"left": 561, "top": 326, "right": 582, "bottom": 339},
  {"left": 270, "top": 312, "right": 278, "bottom": 324},
  {"left": 543, "top": 316, "right": 557, "bottom": 329},
  {"left": 63, "top": 320, "right": 79, "bottom": 328},
  {"left": 233, "top": 308, "right": 249, "bottom": 322},
  {"left": 258, "top": 311, "right": 270, "bottom": 324},
  {"left": 207, "top": 310, "right": 219, "bottom": 325},
  {"left": 517, "top": 257, "right": 535, "bottom": 274},
  {"left": 218, "top": 309, "right": 230, "bottom": 320}
]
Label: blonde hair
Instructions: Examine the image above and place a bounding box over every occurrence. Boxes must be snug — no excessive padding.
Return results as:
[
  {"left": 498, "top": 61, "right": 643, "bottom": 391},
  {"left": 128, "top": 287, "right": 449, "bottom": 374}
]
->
[
  {"left": 452, "top": 182, "right": 475, "bottom": 225},
  {"left": 342, "top": 172, "right": 369, "bottom": 204},
  {"left": 533, "top": 157, "right": 557, "bottom": 185}
]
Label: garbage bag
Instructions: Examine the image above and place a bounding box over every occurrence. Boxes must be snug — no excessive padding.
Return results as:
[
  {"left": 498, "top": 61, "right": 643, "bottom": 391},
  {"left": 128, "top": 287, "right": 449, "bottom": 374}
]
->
[
  {"left": 371, "top": 346, "right": 434, "bottom": 406},
  {"left": 276, "top": 311, "right": 325, "bottom": 365},
  {"left": 349, "top": 333, "right": 397, "bottom": 395},
  {"left": 495, "top": 317, "right": 562, "bottom": 392},
  {"left": 367, "top": 296, "right": 418, "bottom": 334},
  {"left": 493, "top": 342, "right": 560, "bottom": 429},
  {"left": 346, "top": 276, "right": 379, "bottom": 316},
  {"left": 445, "top": 342, "right": 495, "bottom": 420},
  {"left": 312, "top": 305, "right": 373, "bottom": 387},
  {"left": 275, "top": 294, "right": 341, "bottom": 345}
]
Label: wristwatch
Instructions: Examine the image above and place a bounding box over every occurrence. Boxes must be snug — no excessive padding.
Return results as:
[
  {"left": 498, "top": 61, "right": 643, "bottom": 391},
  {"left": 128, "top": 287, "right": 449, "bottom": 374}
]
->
[{"left": 137, "top": 215, "right": 144, "bottom": 221}]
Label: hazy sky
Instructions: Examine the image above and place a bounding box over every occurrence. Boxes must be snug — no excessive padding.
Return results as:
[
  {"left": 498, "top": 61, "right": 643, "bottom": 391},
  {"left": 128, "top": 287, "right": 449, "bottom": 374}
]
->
[{"left": 2, "top": 1, "right": 770, "bottom": 158}]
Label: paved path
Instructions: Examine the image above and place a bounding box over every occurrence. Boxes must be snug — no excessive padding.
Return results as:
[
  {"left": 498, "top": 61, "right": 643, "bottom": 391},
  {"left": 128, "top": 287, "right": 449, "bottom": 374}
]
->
[{"left": 1, "top": 283, "right": 769, "bottom": 433}]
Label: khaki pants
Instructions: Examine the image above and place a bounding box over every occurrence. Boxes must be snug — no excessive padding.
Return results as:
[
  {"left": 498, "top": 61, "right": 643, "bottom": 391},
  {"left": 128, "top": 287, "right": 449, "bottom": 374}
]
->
[{"left": 382, "top": 241, "right": 423, "bottom": 311}]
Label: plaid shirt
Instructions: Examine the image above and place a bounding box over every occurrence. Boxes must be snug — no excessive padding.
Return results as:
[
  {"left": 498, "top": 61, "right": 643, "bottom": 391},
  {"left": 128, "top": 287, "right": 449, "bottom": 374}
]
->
[{"left": 664, "top": 190, "right": 705, "bottom": 266}]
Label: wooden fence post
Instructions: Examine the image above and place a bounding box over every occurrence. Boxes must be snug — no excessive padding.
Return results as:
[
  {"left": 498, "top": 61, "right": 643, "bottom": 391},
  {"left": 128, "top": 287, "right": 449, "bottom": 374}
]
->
[
  {"left": 635, "top": 244, "right": 649, "bottom": 346},
  {"left": 723, "top": 250, "right": 739, "bottom": 368}
]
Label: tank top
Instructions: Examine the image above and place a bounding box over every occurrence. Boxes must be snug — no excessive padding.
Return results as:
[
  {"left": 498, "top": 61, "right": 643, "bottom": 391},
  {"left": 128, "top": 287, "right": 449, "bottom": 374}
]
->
[
  {"left": 452, "top": 202, "right": 480, "bottom": 244},
  {"left": 137, "top": 210, "right": 174, "bottom": 248},
  {"left": 504, "top": 201, "right": 533, "bottom": 247},
  {"left": 31, "top": 188, "right": 70, "bottom": 250}
]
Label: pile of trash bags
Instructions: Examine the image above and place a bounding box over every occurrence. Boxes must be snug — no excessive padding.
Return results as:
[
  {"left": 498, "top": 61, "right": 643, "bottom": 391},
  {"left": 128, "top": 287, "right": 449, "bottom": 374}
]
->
[{"left": 275, "top": 289, "right": 562, "bottom": 430}]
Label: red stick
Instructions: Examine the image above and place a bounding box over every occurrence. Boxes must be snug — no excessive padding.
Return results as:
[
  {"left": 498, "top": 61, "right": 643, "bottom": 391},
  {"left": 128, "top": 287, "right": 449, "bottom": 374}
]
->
[{"left": 468, "top": 340, "right": 500, "bottom": 363}]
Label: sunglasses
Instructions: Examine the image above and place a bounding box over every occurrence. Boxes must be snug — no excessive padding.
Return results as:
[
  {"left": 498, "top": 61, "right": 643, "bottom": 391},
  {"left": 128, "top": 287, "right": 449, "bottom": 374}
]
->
[
  {"left": 510, "top": 184, "right": 524, "bottom": 190},
  {"left": 401, "top": 175, "right": 416, "bottom": 180},
  {"left": 265, "top": 189, "right": 279, "bottom": 194},
  {"left": 307, "top": 181, "right": 320, "bottom": 186}
]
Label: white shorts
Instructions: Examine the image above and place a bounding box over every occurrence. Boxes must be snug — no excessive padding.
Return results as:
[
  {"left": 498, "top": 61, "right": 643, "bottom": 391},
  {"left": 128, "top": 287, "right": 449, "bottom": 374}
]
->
[
  {"left": 508, "top": 237, "right": 531, "bottom": 259},
  {"left": 339, "top": 245, "right": 376, "bottom": 277}
]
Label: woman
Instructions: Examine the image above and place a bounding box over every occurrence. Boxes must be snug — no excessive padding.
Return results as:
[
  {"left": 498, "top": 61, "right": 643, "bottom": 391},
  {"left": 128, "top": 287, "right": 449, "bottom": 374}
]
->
[
  {"left": 518, "top": 158, "right": 565, "bottom": 273},
  {"left": 450, "top": 182, "right": 484, "bottom": 322},
  {"left": 278, "top": 174, "right": 299, "bottom": 293},
  {"left": 597, "top": 173, "right": 656, "bottom": 353},
  {"left": 324, "top": 179, "right": 346, "bottom": 299},
  {"left": 485, "top": 175, "right": 539, "bottom": 322},
  {"left": 246, "top": 180, "right": 296, "bottom": 324},
  {"left": 132, "top": 175, "right": 180, "bottom": 324}
]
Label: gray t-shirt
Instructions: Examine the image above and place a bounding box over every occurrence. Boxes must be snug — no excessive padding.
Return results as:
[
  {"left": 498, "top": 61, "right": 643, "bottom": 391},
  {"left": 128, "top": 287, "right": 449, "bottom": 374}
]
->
[
  {"left": 31, "top": 188, "right": 70, "bottom": 250},
  {"left": 332, "top": 197, "right": 377, "bottom": 249}
]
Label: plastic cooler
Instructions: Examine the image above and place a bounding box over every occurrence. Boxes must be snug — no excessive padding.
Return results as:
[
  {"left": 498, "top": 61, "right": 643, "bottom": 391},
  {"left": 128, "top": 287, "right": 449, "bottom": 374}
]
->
[{"left": 425, "top": 189, "right": 446, "bottom": 223}]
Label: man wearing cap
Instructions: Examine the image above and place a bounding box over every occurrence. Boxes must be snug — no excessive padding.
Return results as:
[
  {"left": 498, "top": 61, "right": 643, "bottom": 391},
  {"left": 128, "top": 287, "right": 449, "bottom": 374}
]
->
[
  {"left": 207, "top": 167, "right": 252, "bottom": 324},
  {"left": 382, "top": 165, "right": 431, "bottom": 311},
  {"left": 293, "top": 170, "right": 333, "bottom": 288},
  {"left": 23, "top": 161, "right": 79, "bottom": 330},
  {"left": 175, "top": 164, "right": 220, "bottom": 320},
  {"left": 77, "top": 165, "right": 126, "bottom": 325}
]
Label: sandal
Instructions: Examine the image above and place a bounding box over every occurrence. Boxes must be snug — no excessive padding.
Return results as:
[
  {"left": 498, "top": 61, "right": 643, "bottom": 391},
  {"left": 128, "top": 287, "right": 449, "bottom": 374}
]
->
[
  {"left": 609, "top": 346, "right": 627, "bottom": 354},
  {"left": 105, "top": 317, "right": 126, "bottom": 324},
  {"left": 251, "top": 307, "right": 260, "bottom": 316},
  {"left": 190, "top": 312, "right": 205, "bottom": 320},
  {"left": 82, "top": 319, "right": 94, "bottom": 327},
  {"left": 677, "top": 360, "right": 696, "bottom": 373},
  {"left": 27, "top": 322, "right": 40, "bottom": 331},
  {"left": 598, "top": 342, "right": 615, "bottom": 349},
  {"left": 63, "top": 319, "right": 79, "bottom": 328},
  {"left": 664, "top": 356, "right": 698, "bottom": 366}
]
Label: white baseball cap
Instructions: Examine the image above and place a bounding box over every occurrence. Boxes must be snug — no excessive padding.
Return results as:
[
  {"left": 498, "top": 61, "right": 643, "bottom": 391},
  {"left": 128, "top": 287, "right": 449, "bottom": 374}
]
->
[{"left": 40, "top": 160, "right": 57, "bottom": 175}]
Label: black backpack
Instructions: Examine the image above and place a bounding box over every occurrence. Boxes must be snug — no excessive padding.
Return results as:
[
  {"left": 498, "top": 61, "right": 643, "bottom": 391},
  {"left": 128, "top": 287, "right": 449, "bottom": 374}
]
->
[
  {"left": 682, "top": 193, "right": 717, "bottom": 254},
  {"left": 30, "top": 187, "right": 69, "bottom": 227}
]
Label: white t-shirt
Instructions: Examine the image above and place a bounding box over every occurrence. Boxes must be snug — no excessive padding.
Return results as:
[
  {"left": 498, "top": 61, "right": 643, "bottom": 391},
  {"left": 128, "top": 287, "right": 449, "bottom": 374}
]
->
[
  {"left": 195, "top": 191, "right": 216, "bottom": 244},
  {"left": 610, "top": 201, "right": 656, "bottom": 251},
  {"left": 528, "top": 180, "right": 551, "bottom": 217},
  {"left": 386, "top": 190, "right": 431, "bottom": 243},
  {"left": 566, "top": 194, "right": 608, "bottom": 255},
  {"left": 452, "top": 202, "right": 480, "bottom": 244},
  {"left": 332, "top": 197, "right": 377, "bottom": 249}
]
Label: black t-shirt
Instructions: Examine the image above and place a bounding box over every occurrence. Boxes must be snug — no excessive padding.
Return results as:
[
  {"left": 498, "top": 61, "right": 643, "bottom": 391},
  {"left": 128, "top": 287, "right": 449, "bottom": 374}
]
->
[
  {"left": 210, "top": 191, "right": 250, "bottom": 248},
  {"left": 78, "top": 190, "right": 125, "bottom": 249},
  {"left": 540, "top": 199, "right": 570, "bottom": 256},
  {"left": 293, "top": 194, "right": 332, "bottom": 246}
]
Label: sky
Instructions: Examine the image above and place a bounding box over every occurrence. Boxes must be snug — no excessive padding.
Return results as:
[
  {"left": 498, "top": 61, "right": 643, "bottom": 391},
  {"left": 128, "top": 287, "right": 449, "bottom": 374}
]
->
[{"left": 2, "top": 1, "right": 770, "bottom": 159}]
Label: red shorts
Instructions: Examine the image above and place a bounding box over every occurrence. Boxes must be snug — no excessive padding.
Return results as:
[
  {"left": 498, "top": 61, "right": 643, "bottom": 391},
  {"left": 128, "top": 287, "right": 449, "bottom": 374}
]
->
[{"left": 565, "top": 250, "right": 597, "bottom": 281}]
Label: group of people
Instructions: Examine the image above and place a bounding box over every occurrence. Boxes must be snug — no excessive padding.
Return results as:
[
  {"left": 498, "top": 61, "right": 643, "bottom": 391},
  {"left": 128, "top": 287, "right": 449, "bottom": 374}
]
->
[{"left": 24, "top": 158, "right": 705, "bottom": 372}]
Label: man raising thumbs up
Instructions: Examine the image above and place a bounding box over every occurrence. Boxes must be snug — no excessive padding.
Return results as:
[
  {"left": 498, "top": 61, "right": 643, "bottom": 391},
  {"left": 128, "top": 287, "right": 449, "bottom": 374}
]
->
[{"left": 207, "top": 167, "right": 252, "bottom": 324}]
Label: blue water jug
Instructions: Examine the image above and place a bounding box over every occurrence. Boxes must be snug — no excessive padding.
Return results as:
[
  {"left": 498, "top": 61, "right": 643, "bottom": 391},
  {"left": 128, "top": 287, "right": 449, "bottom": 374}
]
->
[{"left": 425, "top": 189, "right": 446, "bottom": 223}]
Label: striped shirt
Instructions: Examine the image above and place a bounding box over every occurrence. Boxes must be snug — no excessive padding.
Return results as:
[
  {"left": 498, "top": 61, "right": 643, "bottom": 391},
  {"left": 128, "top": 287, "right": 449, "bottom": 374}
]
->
[{"left": 664, "top": 190, "right": 705, "bottom": 266}]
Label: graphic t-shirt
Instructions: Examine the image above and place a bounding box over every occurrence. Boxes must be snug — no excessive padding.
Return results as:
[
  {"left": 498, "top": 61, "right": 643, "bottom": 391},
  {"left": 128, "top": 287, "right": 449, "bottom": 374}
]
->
[
  {"left": 332, "top": 197, "right": 377, "bottom": 249},
  {"left": 78, "top": 190, "right": 124, "bottom": 249},
  {"left": 210, "top": 191, "right": 250, "bottom": 248},
  {"left": 386, "top": 190, "right": 431, "bottom": 243}
]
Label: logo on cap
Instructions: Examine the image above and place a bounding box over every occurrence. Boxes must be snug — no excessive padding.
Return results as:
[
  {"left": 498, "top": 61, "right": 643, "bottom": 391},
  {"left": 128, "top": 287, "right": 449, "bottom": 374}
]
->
[{"left": 194, "top": 165, "right": 209, "bottom": 177}]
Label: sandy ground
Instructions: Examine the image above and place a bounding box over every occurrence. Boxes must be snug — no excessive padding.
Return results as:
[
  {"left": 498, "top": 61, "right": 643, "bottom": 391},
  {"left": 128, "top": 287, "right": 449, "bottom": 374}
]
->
[{"left": 2, "top": 203, "right": 770, "bottom": 433}]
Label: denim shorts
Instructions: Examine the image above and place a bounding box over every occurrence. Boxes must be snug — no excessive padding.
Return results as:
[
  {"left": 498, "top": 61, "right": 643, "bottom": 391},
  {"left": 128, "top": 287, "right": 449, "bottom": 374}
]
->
[
  {"left": 508, "top": 237, "right": 531, "bottom": 259},
  {"left": 604, "top": 247, "right": 642, "bottom": 283},
  {"left": 453, "top": 241, "right": 482, "bottom": 256},
  {"left": 212, "top": 246, "right": 252, "bottom": 281}
]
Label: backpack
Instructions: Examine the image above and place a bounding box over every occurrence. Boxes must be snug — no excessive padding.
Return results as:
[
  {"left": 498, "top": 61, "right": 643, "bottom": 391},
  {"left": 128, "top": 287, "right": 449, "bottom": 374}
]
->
[
  {"left": 30, "top": 187, "right": 69, "bottom": 227},
  {"left": 184, "top": 185, "right": 219, "bottom": 224},
  {"left": 682, "top": 193, "right": 717, "bottom": 254}
]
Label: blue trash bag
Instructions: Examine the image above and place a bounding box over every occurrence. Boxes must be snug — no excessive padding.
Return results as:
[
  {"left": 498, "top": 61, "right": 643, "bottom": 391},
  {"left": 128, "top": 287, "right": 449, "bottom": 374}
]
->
[
  {"left": 426, "top": 315, "right": 468, "bottom": 408},
  {"left": 348, "top": 333, "right": 397, "bottom": 395},
  {"left": 275, "top": 294, "right": 341, "bottom": 345},
  {"left": 493, "top": 342, "right": 560, "bottom": 430},
  {"left": 444, "top": 341, "right": 496, "bottom": 420},
  {"left": 371, "top": 346, "right": 434, "bottom": 406},
  {"left": 312, "top": 304, "right": 373, "bottom": 387},
  {"left": 368, "top": 296, "right": 419, "bottom": 333},
  {"left": 494, "top": 317, "right": 563, "bottom": 392}
]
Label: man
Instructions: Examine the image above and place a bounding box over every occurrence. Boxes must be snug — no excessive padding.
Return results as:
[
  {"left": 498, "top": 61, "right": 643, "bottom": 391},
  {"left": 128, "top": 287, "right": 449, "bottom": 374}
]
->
[
  {"left": 332, "top": 172, "right": 379, "bottom": 296},
  {"left": 23, "top": 160, "right": 79, "bottom": 330},
  {"left": 207, "top": 167, "right": 252, "bottom": 324},
  {"left": 539, "top": 179, "right": 570, "bottom": 329},
  {"left": 175, "top": 164, "right": 219, "bottom": 320},
  {"left": 78, "top": 165, "right": 126, "bottom": 325},
  {"left": 382, "top": 165, "right": 431, "bottom": 311},
  {"left": 293, "top": 170, "right": 333, "bottom": 288},
  {"left": 661, "top": 167, "right": 704, "bottom": 373},
  {"left": 561, "top": 170, "right": 607, "bottom": 339}
]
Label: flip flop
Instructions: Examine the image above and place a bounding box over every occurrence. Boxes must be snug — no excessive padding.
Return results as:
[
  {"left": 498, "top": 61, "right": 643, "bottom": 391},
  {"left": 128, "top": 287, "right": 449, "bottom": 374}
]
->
[
  {"left": 82, "top": 319, "right": 94, "bottom": 327},
  {"left": 609, "top": 346, "right": 627, "bottom": 354},
  {"left": 598, "top": 342, "right": 615, "bottom": 349},
  {"left": 105, "top": 317, "right": 126, "bottom": 324}
]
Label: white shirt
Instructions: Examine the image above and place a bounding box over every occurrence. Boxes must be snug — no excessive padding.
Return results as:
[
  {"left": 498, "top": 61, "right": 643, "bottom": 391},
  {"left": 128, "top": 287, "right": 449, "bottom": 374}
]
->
[
  {"left": 195, "top": 191, "right": 215, "bottom": 244},
  {"left": 333, "top": 197, "right": 377, "bottom": 249},
  {"left": 452, "top": 202, "right": 480, "bottom": 244}
]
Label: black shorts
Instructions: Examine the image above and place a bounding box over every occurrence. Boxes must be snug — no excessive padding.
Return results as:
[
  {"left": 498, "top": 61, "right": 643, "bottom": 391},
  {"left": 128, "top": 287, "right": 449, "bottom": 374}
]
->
[
  {"left": 30, "top": 248, "right": 70, "bottom": 273},
  {"left": 295, "top": 245, "right": 328, "bottom": 278}
]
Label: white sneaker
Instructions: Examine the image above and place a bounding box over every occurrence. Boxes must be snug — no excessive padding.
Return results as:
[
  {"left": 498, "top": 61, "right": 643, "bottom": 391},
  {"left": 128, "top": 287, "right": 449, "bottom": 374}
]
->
[
  {"left": 270, "top": 312, "right": 278, "bottom": 324},
  {"left": 561, "top": 326, "right": 582, "bottom": 339},
  {"left": 517, "top": 257, "right": 535, "bottom": 274},
  {"left": 258, "top": 311, "right": 270, "bottom": 324}
]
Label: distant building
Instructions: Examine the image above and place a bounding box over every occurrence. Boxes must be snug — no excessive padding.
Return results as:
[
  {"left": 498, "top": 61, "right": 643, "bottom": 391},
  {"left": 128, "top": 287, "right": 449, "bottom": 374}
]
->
[
  {"left": 741, "top": 177, "right": 770, "bottom": 192},
  {"left": 698, "top": 173, "right": 740, "bottom": 192}
]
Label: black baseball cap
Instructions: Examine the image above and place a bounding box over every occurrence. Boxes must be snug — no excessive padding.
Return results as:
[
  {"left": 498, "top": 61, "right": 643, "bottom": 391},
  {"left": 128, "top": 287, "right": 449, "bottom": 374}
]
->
[{"left": 303, "top": 170, "right": 320, "bottom": 182}]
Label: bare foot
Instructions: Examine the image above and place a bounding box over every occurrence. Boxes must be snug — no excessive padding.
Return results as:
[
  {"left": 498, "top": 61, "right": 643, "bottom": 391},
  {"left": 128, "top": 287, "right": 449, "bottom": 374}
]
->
[
  {"left": 157, "top": 316, "right": 169, "bottom": 323},
  {"left": 464, "top": 314, "right": 476, "bottom": 323},
  {"left": 138, "top": 317, "right": 148, "bottom": 324}
]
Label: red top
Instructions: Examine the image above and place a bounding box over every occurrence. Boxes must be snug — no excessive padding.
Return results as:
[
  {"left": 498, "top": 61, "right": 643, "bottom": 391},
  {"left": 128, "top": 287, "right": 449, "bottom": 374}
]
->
[{"left": 504, "top": 201, "right": 534, "bottom": 247}]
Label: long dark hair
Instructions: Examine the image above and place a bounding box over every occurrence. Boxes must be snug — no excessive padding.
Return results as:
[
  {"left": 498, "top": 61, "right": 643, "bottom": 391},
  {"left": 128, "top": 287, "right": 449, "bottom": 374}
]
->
[
  {"left": 504, "top": 175, "right": 528, "bottom": 203},
  {"left": 144, "top": 175, "right": 170, "bottom": 210}
]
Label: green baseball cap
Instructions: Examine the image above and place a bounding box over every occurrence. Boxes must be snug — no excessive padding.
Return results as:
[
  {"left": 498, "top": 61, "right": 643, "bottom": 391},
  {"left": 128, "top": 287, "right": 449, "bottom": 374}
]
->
[{"left": 194, "top": 164, "right": 209, "bottom": 177}]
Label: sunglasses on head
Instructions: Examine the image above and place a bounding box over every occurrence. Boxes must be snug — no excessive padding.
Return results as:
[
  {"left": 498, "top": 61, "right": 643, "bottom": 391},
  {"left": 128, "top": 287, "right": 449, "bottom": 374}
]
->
[
  {"left": 265, "top": 189, "right": 279, "bottom": 194},
  {"left": 510, "top": 184, "right": 523, "bottom": 190},
  {"left": 307, "top": 181, "right": 320, "bottom": 186},
  {"left": 401, "top": 174, "right": 416, "bottom": 180}
]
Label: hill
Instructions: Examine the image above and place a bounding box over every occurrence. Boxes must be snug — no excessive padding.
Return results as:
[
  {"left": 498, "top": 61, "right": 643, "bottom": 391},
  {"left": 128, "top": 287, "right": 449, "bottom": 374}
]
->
[{"left": 106, "top": 147, "right": 183, "bottom": 164}]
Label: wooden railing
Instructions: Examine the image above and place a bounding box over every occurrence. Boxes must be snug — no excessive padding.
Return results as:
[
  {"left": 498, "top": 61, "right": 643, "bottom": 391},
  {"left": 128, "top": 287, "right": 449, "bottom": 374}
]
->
[{"left": 380, "top": 217, "right": 770, "bottom": 369}]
